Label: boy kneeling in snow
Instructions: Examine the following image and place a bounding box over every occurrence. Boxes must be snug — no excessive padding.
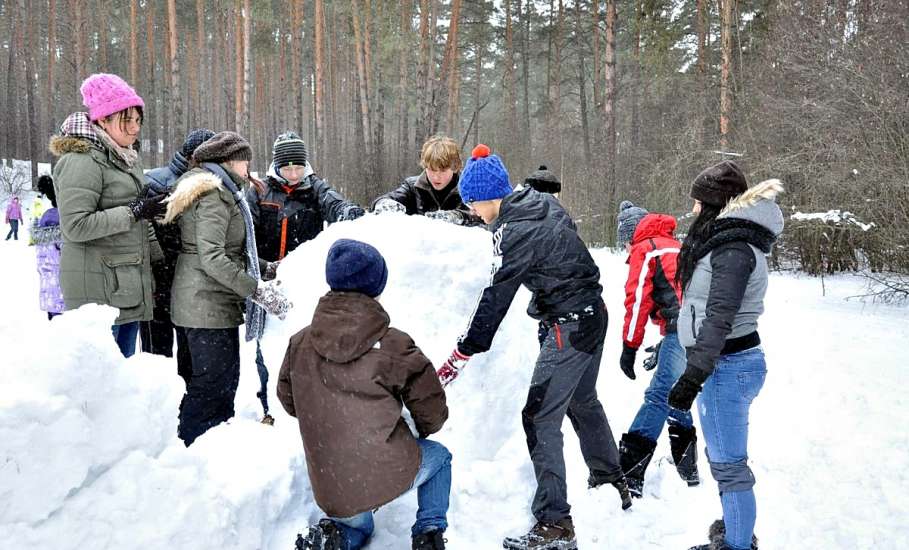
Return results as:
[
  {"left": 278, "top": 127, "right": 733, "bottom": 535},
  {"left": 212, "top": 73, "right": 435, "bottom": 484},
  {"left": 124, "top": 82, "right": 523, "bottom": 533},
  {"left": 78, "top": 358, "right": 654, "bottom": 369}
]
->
[
  {"left": 438, "top": 145, "right": 631, "bottom": 550},
  {"left": 278, "top": 239, "right": 451, "bottom": 550}
]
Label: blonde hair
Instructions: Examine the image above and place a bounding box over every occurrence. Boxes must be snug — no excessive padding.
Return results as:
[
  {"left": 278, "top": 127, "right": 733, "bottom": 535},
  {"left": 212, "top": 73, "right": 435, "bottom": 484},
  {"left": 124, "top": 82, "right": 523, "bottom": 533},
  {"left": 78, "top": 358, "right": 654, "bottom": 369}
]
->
[{"left": 420, "top": 136, "right": 462, "bottom": 172}]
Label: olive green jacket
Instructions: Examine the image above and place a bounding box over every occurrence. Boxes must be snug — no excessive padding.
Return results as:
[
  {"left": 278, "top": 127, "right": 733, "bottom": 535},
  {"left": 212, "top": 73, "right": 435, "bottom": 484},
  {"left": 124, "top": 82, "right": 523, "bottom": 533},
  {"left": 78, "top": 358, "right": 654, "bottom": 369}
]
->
[
  {"left": 164, "top": 167, "right": 258, "bottom": 329},
  {"left": 50, "top": 135, "right": 159, "bottom": 324}
]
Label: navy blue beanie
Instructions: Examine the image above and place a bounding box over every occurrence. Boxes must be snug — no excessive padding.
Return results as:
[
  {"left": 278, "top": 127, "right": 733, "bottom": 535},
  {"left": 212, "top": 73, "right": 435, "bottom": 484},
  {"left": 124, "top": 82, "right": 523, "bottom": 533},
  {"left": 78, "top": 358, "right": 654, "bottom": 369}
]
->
[
  {"left": 325, "top": 239, "right": 388, "bottom": 298},
  {"left": 458, "top": 144, "right": 512, "bottom": 204}
]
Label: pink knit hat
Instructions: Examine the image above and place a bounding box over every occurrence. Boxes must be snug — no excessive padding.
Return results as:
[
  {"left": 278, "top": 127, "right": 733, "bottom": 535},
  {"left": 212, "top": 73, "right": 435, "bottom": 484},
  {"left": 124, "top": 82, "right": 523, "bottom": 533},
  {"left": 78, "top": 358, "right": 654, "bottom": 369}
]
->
[{"left": 80, "top": 73, "right": 145, "bottom": 122}]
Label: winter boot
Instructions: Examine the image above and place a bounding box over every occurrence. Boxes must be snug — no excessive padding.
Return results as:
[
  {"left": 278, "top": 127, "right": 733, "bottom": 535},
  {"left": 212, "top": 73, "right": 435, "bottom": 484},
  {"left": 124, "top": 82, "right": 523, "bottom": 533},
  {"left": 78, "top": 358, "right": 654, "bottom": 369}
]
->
[
  {"left": 587, "top": 472, "right": 633, "bottom": 510},
  {"left": 619, "top": 432, "right": 657, "bottom": 498},
  {"left": 686, "top": 519, "right": 759, "bottom": 550},
  {"left": 502, "top": 516, "right": 577, "bottom": 550},
  {"left": 295, "top": 519, "right": 344, "bottom": 550},
  {"left": 668, "top": 424, "right": 700, "bottom": 486},
  {"left": 412, "top": 528, "right": 446, "bottom": 550}
]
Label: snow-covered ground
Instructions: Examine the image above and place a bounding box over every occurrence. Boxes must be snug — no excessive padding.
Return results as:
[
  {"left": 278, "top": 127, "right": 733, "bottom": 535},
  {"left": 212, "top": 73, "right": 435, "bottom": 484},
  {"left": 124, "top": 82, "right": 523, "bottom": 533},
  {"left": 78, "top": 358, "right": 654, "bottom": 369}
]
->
[{"left": 1, "top": 214, "right": 906, "bottom": 549}]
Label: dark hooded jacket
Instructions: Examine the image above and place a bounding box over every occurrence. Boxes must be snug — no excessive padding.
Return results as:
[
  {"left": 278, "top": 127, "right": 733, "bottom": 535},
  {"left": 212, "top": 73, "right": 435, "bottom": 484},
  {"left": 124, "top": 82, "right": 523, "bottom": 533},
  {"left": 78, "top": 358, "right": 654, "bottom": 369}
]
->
[
  {"left": 144, "top": 151, "right": 191, "bottom": 309},
  {"left": 371, "top": 171, "right": 483, "bottom": 226},
  {"left": 247, "top": 164, "right": 364, "bottom": 262},
  {"left": 457, "top": 186, "right": 603, "bottom": 356},
  {"left": 277, "top": 291, "right": 448, "bottom": 517}
]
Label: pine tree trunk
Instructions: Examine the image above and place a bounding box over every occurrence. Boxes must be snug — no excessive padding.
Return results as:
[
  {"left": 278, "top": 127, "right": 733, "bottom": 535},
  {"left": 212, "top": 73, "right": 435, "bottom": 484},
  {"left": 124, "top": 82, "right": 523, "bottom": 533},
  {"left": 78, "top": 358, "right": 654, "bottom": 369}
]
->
[
  {"left": 697, "top": 0, "right": 707, "bottom": 75},
  {"left": 551, "top": 0, "right": 564, "bottom": 167},
  {"left": 351, "top": 0, "right": 372, "bottom": 152},
  {"left": 5, "top": 6, "right": 18, "bottom": 159},
  {"left": 397, "top": 0, "right": 412, "bottom": 174},
  {"left": 416, "top": 0, "right": 431, "bottom": 147},
  {"left": 473, "top": 43, "right": 481, "bottom": 145},
  {"left": 315, "top": 0, "right": 326, "bottom": 168},
  {"left": 47, "top": 0, "right": 57, "bottom": 133},
  {"left": 167, "top": 0, "right": 182, "bottom": 142},
  {"left": 145, "top": 3, "right": 159, "bottom": 165},
  {"left": 591, "top": 0, "right": 601, "bottom": 111},
  {"left": 631, "top": 1, "right": 641, "bottom": 148},
  {"left": 242, "top": 0, "right": 251, "bottom": 135},
  {"left": 603, "top": 0, "right": 617, "bottom": 214},
  {"left": 70, "top": 0, "right": 86, "bottom": 81},
  {"left": 719, "top": 0, "right": 734, "bottom": 149},
  {"left": 98, "top": 0, "right": 108, "bottom": 69},
  {"left": 234, "top": 0, "right": 244, "bottom": 132},
  {"left": 520, "top": 0, "right": 531, "bottom": 160},
  {"left": 292, "top": 0, "right": 304, "bottom": 132},
  {"left": 504, "top": 0, "right": 517, "bottom": 152},
  {"left": 19, "top": 0, "right": 39, "bottom": 170},
  {"left": 444, "top": 0, "right": 463, "bottom": 135},
  {"left": 574, "top": 3, "right": 591, "bottom": 164},
  {"left": 193, "top": 0, "right": 206, "bottom": 126}
]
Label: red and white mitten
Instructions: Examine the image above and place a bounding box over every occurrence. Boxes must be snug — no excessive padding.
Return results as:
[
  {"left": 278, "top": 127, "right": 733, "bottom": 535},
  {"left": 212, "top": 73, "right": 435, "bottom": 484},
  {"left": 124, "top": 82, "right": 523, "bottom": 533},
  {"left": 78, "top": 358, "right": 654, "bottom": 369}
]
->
[{"left": 437, "top": 349, "right": 472, "bottom": 387}]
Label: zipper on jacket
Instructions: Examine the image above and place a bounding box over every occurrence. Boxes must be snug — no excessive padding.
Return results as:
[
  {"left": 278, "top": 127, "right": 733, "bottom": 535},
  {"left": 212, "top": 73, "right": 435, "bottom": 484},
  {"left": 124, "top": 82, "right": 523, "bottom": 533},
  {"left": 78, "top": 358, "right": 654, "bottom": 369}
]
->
[{"left": 690, "top": 304, "right": 697, "bottom": 339}]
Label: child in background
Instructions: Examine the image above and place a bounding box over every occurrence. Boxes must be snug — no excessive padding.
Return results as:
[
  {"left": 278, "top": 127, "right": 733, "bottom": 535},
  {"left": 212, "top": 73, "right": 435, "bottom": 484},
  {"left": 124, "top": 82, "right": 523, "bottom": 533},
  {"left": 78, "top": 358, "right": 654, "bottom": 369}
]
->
[{"left": 31, "top": 175, "right": 64, "bottom": 319}]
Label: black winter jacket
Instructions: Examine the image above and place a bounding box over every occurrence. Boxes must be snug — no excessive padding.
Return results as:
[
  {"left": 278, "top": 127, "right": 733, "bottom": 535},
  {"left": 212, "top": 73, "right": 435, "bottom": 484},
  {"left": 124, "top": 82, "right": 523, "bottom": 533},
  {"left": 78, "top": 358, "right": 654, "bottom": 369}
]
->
[
  {"left": 371, "top": 172, "right": 483, "bottom": 226},
  {"left": 247, "top": 167, "right": 364, "bottom": 262},
  {"left": 457, "top": 186, "right": 604, "bottom": 356},
  {"left": 144, "top": 151, "right": 191, "bottom": 306}
]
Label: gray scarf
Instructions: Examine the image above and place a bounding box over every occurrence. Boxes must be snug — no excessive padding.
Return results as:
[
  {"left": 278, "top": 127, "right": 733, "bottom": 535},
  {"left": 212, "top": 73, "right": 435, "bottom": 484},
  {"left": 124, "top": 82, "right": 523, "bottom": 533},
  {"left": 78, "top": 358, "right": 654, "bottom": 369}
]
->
[{"left": 202, "top": 163, "right": 265, "bottom": 342}]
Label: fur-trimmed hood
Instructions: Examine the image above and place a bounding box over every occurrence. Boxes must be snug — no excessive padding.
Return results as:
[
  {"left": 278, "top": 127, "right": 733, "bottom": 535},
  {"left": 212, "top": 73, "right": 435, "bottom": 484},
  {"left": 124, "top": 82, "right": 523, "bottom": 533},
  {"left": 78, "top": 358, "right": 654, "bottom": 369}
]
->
[
  {"left": 719, "top": 179, "right": 785, "bottom": 237},
  {"left": 48, "top": 134, "right": 93, "bottom": 157},
  {"left": 162, "top": 169, "right": 223, "bottom": 224}
]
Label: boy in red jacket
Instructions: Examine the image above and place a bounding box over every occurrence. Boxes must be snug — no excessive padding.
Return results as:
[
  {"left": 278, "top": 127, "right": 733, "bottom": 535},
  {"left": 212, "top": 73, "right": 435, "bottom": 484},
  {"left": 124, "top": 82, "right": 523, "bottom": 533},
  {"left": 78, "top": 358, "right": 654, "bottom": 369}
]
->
[{"left": 615, "top": 201, "right": 700, "bottom": 497}]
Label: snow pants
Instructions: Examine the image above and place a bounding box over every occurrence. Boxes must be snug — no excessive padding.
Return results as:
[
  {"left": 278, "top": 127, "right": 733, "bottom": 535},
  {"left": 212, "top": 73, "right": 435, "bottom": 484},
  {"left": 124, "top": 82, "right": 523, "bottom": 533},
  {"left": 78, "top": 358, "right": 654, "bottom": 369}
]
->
[
  {"left": 177, "top": 327, "right": 240, "bottom": 446},
  {"left": 5, "top": 219, "right": 19, "bottom": 240},
  {"left": 698, "top": 346, "right": 766, "bottom": 550},
  {"left": 524, "top": 306, "right": 622, "bottom": 523}
]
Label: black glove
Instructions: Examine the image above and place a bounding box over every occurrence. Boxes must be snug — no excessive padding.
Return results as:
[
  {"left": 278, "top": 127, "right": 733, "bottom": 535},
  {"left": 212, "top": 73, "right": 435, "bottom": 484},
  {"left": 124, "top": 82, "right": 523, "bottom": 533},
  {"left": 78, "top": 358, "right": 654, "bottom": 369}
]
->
[
  {"left": 262, "top": 261, "right": 279, "bottom": 281},
  {"left": 127, "top": 194, "right": 167, "bottom": 221},
  {"left": 344, "top": 205, "right": 366, "bottom": 220},
  {"left": 619, "top": 345, "right": 637, "bottom": 380},
  {"left": 642, "top": 340, "right": 662, "bottom": 372},
  {"left": 668, "top": 367, "right": 710, "bottom": 411}
]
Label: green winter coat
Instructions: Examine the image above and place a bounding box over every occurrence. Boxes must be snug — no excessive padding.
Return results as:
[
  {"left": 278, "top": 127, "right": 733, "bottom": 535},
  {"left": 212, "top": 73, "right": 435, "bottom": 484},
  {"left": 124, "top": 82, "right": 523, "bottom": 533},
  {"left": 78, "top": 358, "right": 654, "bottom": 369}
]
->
[
  {"left": 164, "top": 167, "right": 258, "bottom": 329},
  {"left": 50, "top": 134, "right": 159, "bottom": 325}
]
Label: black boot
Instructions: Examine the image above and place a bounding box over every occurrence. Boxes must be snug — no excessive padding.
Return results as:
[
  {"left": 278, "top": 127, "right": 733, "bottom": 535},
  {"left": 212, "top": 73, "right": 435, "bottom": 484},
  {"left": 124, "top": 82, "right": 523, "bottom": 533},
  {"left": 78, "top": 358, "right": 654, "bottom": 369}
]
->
[
  {"left": 686, "top": 519, "right": 759, "bottom": 550},
  {"left": 668, "top": 424, "right": 700, "bottom": 486},
  {"left": 502, "top": 516, "right": 577, "bottom": 550},
  {"left": 412, "top": 529, "right": 446, "bottom": 550},
  {"left": 587, "top": 471, "right": 633, "bottom": 510},
  {"left": 619, "top": 432, "right": 657, "bottom": 498},
  {"left": 295, "top": 519, "right": 344, "bottom": 550}
]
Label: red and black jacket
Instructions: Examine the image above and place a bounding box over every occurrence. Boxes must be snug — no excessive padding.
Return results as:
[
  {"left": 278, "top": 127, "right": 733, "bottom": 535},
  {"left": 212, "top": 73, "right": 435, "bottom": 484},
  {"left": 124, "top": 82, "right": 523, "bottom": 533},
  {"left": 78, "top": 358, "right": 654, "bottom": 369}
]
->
[
  {"left": 247, "top": 173, "right": 364, "bottom": 263},
  {"left": 622, "top": 213, "right": 682, "bottom": 350}
]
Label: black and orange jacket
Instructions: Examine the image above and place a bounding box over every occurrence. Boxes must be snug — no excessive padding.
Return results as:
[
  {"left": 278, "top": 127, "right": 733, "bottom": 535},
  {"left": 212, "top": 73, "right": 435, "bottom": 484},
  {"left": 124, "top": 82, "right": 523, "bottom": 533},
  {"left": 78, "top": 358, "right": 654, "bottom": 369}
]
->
[
  {"left": 246, "top": 166, "right": 365, "bottom": 262},
  {"left": 622, "top": 213, "right": 682, "bottom": 350}
]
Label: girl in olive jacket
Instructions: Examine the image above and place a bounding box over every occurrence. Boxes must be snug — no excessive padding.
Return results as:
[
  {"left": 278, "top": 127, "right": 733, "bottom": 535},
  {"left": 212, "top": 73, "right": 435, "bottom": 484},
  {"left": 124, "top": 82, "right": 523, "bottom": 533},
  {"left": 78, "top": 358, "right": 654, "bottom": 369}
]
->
[
  {"left": 162, "top": 131, "right": 290, "bottom": 447},
  {"left": 50, "top": 73, "right": 165, "bottom": 357}
]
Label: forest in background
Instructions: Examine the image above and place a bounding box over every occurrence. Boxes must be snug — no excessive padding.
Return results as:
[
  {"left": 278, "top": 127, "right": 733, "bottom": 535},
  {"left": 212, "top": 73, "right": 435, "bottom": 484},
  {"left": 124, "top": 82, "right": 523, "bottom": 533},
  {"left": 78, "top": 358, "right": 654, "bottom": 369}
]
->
[{"left": 0, "top": 0, "right": 906, "bottom": 275}]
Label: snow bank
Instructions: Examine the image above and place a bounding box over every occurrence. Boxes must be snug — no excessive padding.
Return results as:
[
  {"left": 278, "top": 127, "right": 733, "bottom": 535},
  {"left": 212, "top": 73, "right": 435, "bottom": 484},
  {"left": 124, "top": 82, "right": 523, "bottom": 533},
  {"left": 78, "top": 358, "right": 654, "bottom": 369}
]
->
[
  {"left": 791, "top": 209, "right": 875, "bottom": 231},
  {"left": 2, "top": 214, "right": 908, "bottom": 549}
]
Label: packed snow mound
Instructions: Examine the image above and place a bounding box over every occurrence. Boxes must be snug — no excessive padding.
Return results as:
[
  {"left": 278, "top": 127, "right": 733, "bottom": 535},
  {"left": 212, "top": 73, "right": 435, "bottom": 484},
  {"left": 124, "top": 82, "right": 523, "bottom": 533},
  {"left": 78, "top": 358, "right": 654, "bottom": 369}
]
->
[
  {"left": 790, "top": 209, "right": 875, "bottom": 231},
  {"left": 2, "top": 213, "right": 908, "bottom": 549}
]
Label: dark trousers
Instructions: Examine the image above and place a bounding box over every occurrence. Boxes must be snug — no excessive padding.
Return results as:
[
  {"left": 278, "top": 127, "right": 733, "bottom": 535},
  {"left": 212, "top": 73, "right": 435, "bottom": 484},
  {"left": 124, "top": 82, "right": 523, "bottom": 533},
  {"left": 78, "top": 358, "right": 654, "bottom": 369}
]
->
[
  {"left": 173, "top": 326, "right": 192, "bottom": 386},
  {"left": 177, "top": 327, "right": 240, "bottom": 446},
  {"left": 139, "top": 318, "right": 175, "bottom": 357},
  {"left": 524, "top": 311, "right": 622, "bottom": 523},
  {"left": 5, "top": 219, "right": 19, "bottom": 240}
]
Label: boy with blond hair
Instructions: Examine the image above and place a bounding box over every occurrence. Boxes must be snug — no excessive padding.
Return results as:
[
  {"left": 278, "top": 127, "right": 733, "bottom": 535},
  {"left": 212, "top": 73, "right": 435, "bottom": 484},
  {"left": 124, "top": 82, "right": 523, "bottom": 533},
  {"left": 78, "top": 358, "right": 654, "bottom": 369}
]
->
[{"left": 372, "top": 135, "right": 481, "bottom": 226}]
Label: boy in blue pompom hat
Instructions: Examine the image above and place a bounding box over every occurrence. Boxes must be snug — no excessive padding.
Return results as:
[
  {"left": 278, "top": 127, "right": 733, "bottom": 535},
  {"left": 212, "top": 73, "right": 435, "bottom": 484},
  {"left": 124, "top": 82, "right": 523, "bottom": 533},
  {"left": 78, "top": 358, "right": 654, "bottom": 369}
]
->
[
  {"left": 440, "top": 145, "right": 631, "bottom": 550},
  {"left": 278, "top": 238, "right": 452, "bottom": 550}
]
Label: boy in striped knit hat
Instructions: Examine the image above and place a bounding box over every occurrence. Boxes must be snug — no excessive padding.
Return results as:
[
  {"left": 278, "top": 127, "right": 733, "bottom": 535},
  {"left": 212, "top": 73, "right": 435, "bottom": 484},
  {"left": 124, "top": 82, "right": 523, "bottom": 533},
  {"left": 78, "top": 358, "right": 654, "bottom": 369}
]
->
[{"left": 245, "top": 131, "right": 366, "bottom": 423}]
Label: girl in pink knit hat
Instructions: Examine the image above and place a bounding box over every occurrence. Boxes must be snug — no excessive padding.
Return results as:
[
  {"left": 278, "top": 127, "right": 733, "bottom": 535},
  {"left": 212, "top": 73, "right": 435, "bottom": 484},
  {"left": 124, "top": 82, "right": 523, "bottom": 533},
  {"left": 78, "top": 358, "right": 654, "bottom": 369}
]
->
[{"left": 49, "top": 73, "right": 166, "bottom": 358}]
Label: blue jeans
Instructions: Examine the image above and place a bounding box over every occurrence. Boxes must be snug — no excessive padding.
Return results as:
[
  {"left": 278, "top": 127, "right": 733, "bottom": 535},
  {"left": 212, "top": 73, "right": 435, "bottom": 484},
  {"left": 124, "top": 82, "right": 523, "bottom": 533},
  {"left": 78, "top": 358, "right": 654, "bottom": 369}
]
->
[
  {"left": 331, "top": 439, "right": 452, "bottom": 549},
  {"left": 697, "top": 347, "right": 766, "bottom": 550},
  {"left": 628, "top": 332, "right": 693, "bottom": 440},
  {"left": 111, "top": 321, "right": 140, "bottom": 358}
]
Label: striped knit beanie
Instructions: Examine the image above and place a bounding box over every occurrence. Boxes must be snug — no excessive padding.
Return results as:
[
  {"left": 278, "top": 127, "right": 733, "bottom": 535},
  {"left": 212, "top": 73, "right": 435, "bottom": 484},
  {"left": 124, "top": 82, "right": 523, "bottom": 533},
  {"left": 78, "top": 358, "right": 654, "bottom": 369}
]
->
[{"left": 272, "top": 131, "right": 308, "bottom": 170}]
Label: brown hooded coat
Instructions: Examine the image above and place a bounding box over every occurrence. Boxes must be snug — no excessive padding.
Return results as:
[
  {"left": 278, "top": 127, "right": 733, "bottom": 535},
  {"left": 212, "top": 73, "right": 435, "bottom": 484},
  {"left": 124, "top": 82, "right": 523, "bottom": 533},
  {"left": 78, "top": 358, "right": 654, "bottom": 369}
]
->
[{"left": 277, "top": 291, "right": 448, "bottom": 517}]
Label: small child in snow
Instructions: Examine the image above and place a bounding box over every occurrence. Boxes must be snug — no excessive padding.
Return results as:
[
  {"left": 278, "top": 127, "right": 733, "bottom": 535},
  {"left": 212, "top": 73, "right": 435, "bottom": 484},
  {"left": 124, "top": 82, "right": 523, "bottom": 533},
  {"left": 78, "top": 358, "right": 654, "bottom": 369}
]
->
[
  {"left": 31, "top": 175, "right": 64, "bottom": 319},
  {"left": 277, "top": 239, "right": 451, "bottom": 550}
]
